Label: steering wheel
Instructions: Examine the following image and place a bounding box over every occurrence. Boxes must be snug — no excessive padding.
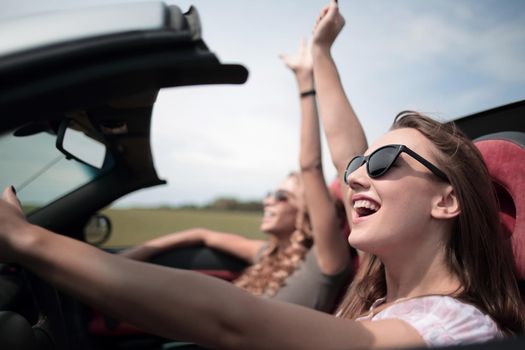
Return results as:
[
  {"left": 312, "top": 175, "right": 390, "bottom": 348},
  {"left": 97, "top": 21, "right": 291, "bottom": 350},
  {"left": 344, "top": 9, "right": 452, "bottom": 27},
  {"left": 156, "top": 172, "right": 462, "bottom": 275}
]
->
[{"left": 0, "top": 262, "right": 69, "bottom": 349}]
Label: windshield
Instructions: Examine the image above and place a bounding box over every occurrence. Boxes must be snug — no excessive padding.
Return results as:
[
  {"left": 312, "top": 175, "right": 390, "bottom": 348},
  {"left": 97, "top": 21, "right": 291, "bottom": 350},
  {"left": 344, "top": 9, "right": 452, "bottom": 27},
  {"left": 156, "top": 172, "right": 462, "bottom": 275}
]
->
[{"left": 0, "top": 128, "right": 108, "bottom": 214}]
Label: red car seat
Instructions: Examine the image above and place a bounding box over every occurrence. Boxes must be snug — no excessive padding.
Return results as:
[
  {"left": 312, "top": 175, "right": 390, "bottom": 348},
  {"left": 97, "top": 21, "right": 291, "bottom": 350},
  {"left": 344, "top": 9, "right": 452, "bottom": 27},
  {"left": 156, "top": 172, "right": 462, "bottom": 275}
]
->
[
  {"left": 329, "top": 177, "right": 351, "bottom": 240},
  {"left": 474, "top": 132, "right": 525, "bottom": 299}
]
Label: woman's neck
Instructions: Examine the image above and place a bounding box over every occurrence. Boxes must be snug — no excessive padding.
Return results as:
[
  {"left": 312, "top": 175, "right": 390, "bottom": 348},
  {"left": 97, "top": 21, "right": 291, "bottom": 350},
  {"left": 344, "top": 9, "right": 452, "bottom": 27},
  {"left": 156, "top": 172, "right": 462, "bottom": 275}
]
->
[
  {"left": 276, "top": 236, "right": 291, "bottom": 251},
  {"left": 267, "top": 230, "right": 293, "bottom": 252},
  {"left": 382, "top": 242, "right": 461, "bottom": 303}
]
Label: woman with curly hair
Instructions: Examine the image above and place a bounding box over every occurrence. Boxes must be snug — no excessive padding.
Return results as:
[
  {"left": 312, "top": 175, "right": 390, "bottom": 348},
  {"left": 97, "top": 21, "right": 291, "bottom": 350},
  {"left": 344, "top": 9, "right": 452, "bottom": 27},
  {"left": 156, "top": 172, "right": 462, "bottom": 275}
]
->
[{"left": 119, "top": 38, "right": 360, "bottom": 312}]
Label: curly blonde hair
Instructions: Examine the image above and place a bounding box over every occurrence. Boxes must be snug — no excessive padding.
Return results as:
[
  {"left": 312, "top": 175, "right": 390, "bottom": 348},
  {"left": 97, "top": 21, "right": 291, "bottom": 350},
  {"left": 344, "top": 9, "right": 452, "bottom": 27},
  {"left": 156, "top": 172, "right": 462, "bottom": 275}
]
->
[{"left": 233, "top": 172, "right": 313, "bottom": 296}]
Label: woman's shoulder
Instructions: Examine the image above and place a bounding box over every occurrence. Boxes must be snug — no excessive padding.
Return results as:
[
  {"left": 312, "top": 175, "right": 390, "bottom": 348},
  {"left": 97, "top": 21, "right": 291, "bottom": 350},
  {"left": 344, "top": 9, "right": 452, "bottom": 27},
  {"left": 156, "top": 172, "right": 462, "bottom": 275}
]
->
[{"left": 373, "top": 295, "right": 502, "bottom": 346}]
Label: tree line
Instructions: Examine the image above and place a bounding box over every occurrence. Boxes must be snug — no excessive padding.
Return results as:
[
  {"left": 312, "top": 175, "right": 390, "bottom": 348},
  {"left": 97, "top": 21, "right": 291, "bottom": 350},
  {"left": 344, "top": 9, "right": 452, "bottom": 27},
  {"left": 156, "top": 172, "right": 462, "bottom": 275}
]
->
[{"left": 177, "top": 197, "right": 263, "bottom": 212}]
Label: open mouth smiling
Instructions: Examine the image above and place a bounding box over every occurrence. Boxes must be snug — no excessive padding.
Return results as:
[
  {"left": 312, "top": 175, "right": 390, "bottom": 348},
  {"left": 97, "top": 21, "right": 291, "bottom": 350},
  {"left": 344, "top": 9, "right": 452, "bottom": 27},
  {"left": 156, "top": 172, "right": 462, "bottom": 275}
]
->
[{"left": 353, "top": 198, "right": 380, "bottom": 218}]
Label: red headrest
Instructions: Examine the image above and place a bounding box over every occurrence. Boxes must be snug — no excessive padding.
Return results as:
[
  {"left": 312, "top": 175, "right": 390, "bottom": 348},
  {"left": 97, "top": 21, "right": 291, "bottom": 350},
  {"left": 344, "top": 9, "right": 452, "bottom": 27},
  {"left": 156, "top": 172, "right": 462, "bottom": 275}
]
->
[
  {"left": 475, "top": 134, "right": 525, "bottom": 280},
  {"left": 329, "top": 177, "right": 350, "bottom": 239},
  {"left": 329, "top": 177, "right": 344, "bottom": 201}
]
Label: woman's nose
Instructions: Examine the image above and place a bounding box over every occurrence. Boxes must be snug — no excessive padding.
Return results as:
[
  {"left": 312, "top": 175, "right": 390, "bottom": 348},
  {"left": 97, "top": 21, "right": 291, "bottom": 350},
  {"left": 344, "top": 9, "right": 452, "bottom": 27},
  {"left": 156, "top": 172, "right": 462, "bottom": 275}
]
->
[{"left": 346, "top": 164, "right": 370, "bottom": 191}]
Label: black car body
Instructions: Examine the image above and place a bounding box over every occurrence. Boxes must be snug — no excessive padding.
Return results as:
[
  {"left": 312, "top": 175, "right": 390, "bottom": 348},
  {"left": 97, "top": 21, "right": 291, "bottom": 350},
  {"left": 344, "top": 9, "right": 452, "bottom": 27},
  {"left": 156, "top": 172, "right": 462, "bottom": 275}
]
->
[{"left": 0, "top": 2, "right": 247, "bottom": 349}]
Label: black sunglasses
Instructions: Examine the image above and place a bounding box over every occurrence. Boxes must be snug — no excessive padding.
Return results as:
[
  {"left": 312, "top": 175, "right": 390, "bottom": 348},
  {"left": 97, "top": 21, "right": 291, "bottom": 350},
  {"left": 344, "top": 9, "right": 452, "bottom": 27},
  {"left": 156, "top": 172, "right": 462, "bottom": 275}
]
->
[
  {"left": 344, "top": 144, "right": 448, "bottom": 185},
  {"left": 266, "top": 190, "right": 292, "bottom": 202}
]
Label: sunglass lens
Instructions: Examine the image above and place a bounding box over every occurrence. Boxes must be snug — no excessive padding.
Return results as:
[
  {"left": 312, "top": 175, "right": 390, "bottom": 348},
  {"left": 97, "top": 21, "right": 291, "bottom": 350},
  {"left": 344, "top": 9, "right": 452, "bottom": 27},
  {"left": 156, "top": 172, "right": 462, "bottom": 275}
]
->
[
  {"left": 274, "top": 190, "right": 289, "bottom": 202},
  {"left": 345, "top": 156, "right": 365, "bottom": 184},
  {"left": 368, "top": 146, "right": 398, "bottom": 178}
]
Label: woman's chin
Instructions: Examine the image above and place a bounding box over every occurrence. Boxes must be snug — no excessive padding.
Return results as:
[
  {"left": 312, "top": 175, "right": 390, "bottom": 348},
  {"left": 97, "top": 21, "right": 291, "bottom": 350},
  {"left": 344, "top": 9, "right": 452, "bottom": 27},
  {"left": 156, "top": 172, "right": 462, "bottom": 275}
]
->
[
  {"left": 259, "top": 223, "right": 273, "bottom": 234},
  {"left": 347, "top": 232, "right": 373, "bottom": 252}
]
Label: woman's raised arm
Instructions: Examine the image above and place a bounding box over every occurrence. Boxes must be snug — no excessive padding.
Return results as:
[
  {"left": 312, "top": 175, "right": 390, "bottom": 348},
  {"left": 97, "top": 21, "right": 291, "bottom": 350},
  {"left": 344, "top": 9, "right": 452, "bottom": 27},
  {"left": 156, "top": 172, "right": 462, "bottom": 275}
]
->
[
  {"left": 280, "top": 39, "right": 349, "bottom": 275},
  {"left": 312, "top": 0, "right": 367, "bottom": 175}
]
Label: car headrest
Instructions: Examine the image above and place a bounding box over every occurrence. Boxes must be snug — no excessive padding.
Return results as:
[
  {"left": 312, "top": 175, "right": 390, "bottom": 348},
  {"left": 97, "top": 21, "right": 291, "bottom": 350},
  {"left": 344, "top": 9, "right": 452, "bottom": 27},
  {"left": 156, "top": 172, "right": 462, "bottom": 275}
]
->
[
  {"left": 474, "top": 132, "right": 525, "bottom": 280},
  {"left": 329, "top": 177, "right": 350, "bottom": 239}
]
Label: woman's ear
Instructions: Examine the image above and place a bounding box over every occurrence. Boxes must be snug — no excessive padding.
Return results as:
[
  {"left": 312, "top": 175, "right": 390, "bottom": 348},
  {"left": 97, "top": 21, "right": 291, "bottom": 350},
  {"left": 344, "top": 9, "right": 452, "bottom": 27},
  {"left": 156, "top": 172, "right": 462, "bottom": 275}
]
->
[{"left": 431, "top": 185, "right": 461, "bottom": 219}]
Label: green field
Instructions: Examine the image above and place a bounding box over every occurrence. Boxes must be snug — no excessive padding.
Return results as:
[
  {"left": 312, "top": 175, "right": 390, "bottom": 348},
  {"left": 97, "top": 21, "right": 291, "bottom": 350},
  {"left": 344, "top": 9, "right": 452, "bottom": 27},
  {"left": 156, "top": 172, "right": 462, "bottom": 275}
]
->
[{"left": 101, "top": 208, "right": 265, "bottom": 248}]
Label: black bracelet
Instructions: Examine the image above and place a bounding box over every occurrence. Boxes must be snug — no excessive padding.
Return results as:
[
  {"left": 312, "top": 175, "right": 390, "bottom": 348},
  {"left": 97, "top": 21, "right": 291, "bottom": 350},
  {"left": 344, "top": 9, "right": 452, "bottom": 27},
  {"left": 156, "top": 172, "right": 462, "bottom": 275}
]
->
[{"left": 300, "top": 89, "right": 316, "bottom": 98}]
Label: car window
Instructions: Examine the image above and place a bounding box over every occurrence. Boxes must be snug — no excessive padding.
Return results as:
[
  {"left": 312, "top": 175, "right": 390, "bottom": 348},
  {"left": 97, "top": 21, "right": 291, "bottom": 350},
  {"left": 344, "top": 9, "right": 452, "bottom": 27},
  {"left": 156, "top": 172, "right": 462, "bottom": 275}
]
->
[{"left": 0, "top": 128, "right": 109, "bottom": 214}]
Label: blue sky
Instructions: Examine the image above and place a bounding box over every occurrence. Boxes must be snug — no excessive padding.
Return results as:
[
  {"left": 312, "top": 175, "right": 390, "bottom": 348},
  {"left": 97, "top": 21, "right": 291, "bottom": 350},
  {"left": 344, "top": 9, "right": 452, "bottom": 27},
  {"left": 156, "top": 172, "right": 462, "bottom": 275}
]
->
[{"left": 2, "top": 0, "right": 524, "bottom": 207}]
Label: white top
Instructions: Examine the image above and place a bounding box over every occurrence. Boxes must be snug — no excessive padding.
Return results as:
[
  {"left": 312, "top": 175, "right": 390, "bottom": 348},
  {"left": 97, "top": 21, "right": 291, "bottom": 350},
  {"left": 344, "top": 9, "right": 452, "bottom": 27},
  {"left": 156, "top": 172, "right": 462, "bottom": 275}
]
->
[{"left": 355, "top": 295, "right": 502, "bottom": 347}]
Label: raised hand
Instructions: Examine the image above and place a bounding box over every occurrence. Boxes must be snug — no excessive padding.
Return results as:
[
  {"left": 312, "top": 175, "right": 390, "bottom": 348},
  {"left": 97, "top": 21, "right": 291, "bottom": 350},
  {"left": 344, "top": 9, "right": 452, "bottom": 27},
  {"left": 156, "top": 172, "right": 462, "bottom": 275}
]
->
[
  {"left": 279, "top": 38, "right": 313, "bottom": 77},
  {"left": 280, "top": 38, "right": 314, "bottom": 91},
  {"left": 312, "top": 0, "right": 345, "bottom": 51}
]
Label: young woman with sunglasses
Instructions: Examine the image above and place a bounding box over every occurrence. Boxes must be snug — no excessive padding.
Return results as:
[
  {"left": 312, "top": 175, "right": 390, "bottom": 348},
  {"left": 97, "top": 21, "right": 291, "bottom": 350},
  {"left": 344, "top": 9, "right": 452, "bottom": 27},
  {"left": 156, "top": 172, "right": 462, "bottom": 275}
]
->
[
  {"left": 117, "top": 38, "right": 355, "bottom": 312},
  {"left": 0, "top": 1, "right": 523, "bottom": 348},
  {"left": 311, "top": 0, "right": 524, "bottom": 346}
]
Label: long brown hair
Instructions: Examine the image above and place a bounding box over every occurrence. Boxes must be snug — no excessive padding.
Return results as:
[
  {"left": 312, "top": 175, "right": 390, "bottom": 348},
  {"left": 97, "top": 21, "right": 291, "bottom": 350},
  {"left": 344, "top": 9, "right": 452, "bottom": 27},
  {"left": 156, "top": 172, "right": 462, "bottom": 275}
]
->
[
  {"left": 336, "top": 111, "right": 525, "bottom": 334},
  {"left": 233, "top": 172, "right": 314, "bottom": 296}
]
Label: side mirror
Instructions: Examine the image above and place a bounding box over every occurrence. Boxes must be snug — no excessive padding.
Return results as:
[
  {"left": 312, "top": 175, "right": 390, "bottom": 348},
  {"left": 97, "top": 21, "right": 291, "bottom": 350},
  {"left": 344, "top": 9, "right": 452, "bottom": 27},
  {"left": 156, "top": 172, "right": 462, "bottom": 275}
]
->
[
  {"left": 84, "top": 214, "right": 112, "bottom": 246},
  {"left": 56, "top": 120, "right": 107, "bottom": 169}
]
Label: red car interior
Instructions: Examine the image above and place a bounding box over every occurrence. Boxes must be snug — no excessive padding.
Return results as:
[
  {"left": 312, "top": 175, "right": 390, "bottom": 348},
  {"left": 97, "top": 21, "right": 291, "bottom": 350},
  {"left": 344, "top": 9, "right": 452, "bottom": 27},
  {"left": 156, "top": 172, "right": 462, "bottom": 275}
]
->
[{"left": 475, "top": 132, "right": 525, "bottom": 300}]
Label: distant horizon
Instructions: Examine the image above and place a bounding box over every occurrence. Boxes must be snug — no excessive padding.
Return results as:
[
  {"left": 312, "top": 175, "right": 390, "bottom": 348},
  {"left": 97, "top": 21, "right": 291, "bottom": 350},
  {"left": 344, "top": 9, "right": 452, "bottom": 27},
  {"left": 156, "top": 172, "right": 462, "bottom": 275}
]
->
[{"left": 114, "top": 194, "right": 267, "bottom": 210}]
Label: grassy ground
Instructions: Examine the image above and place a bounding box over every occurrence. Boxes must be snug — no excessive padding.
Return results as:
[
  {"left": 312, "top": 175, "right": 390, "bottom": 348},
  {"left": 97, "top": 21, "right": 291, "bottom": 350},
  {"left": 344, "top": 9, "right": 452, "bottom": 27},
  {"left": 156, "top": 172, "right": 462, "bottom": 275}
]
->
[{"left": 101, "top": 208, "right": 265, "bottom": 248}]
